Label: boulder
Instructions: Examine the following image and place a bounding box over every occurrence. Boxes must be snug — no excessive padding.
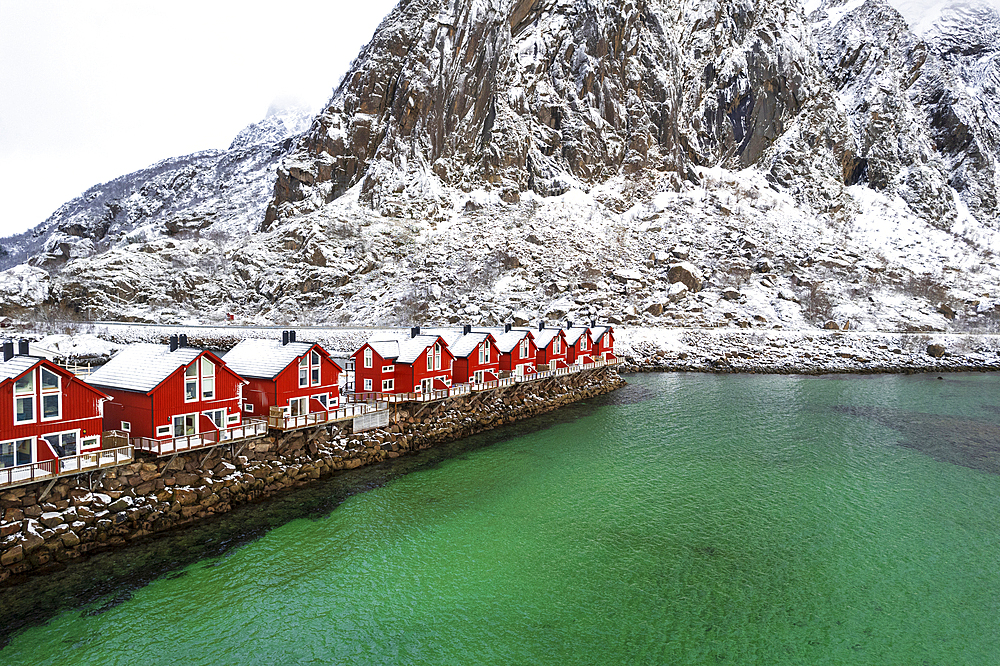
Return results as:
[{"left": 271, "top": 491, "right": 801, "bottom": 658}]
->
[
  {"left": 667, "top": 263, "right": 702, "bottom": 292},
  {"left": 39, "top": 512, "right": 64, "bottom": 529},
  {"left": 645, "top": 302, "right": 664, "bottom": 316},
  {"left": 823, "top": 321, "right": 841, "bottom": 330},
  {"left": 938, "top": 303, "right": 957, "bottom": 320},
  {"left": 1, "top": 545, "right": 24, "bottom": 566},
  {"left": 667, "top": 282, "right": 689, "bottom": 302},
  {"left": 722, "top": 288, "right": 741, "bottom": 301},
  {"left": 926, "top": 343, "right": 947, "bottom": 358}
]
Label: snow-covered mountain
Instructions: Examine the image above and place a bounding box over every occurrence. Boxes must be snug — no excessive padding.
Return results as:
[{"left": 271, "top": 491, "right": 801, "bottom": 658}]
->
[{"left": 1, "top": 0, "right": 998, "bottom": 334}]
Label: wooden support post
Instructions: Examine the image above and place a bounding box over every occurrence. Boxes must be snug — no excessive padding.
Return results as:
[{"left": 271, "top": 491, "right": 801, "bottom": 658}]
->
[
  {"left": 88, "top": 470, "right": 107, "bottom": 492},
  {"left": 38, "top": 478, "right": 59, "bottom": 502},
  {"left": 199, "top": 449, "right": 215, "bottom": 468}
]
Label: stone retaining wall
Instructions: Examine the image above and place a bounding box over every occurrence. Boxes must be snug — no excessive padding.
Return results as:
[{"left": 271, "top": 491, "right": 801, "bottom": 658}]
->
[{"left": 0, "top": 369, "right": 623, "bottom": 584}]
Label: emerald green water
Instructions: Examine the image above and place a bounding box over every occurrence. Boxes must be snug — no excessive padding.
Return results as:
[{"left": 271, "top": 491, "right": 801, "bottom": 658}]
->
[{"left": 4, "top": 372, "right": 1000, "bottom": 664}]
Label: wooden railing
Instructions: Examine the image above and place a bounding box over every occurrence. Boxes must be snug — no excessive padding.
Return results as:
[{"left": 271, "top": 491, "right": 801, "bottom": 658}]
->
[
  {"left": 133, "top": 419, "right": 268, "bottom": 456},
  {"left": 470, "top": 377, "right": 517, "bottom": 391},
  {"left": 268, "top": 403, "right": 377, "bottom": 431},
  {"left": 0, "top": 445, "right": 134, "bottom": 489}
]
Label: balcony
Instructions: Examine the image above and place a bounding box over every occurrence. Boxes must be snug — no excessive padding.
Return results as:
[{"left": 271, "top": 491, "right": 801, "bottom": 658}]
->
[
  {"left": 0, "top": 445, "right": 135, "bottom": 490},
  {"left": 133, "top": 419, "right": 268, "bottom": 457}
]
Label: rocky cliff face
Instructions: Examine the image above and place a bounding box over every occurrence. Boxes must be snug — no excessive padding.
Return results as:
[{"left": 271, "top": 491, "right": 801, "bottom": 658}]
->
[
  {"left": 1, "top": 0, "right": 999, "bottom": 333},
  {"left": 267, "top": 0, "right": 851, "bottom": 225}
]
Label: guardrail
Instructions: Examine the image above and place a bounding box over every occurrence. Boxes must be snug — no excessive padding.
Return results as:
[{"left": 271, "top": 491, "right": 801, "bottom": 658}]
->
[
  {"left": 133, "top": 419, "right": 268, "bottom": 456},
  {"left": 268, "top": 404, "right": 373, "bottom": 431},
  {"left": 470, "top": 377, "right": 517, "bottom": 391},
  {"left": 0, "top": 445, "right": 135, "bottom": 489}
]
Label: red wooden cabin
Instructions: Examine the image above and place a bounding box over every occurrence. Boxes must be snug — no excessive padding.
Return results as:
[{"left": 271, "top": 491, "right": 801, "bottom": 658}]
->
[
  {"left": 589, "top": 323, "right": 616, "bottom": 359},
  {"left": 86, "top": 337, "right": 245, "bottom": 441},
  {"left": 1, "top": 340, "right": 110, "bottom": 469},
  {"left": 354, "top": 328, "right": 455, "bottom": 395},
  {"left": 520, "top": 323, "right": 568, "bottom": 369},
  {"left": 480, "top": 326, "right": 537, "bottom": 377},
  {"left": 563, "top": 323, "right": 594, "bottom": 365},
  {"left": 446, "top": 327, "right": 500, "bottom": 384},
  {"left": 223, "top": 332, "right": 341, "bottom": 419}
]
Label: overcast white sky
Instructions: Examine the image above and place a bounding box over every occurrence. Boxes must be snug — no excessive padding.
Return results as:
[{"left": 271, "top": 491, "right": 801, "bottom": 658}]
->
[
  {"left": 0, "top": 0, "right": 398, "bottom": 237},
  {"left": 0, "top": 1, "right": 977, "bottom": 238}
]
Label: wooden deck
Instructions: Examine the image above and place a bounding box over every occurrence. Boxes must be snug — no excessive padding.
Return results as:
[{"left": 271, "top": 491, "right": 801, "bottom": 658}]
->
[
  {"left": 0, "top": 445, "right": 135, "bottom": 490},
  {"left": 267, "top": 402, "right": 388, "bottom": 431},
  {"left": 133, "top": 419, "right": 268, "bottom": 456}
]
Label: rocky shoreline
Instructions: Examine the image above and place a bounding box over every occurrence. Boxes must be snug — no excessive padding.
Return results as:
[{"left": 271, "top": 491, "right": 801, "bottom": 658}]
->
[
  {"left": 0, "top": 369, "right": 623, "bottom": 586},
  {"left": 618, "top": 329, "right": 1000, "bottom": 375}
]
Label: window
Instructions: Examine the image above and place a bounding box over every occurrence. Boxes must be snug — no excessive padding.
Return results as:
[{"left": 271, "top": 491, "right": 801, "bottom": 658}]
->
[
  {"left": 311, "top": 350, "right": 321, "bottom": 386},
  {"left": 39, "top": 368, "right": 61, "bottom": 420},
  {"left": 363, "top": 348, "right": 373, "bottom": 368},
  {"left": 185, "top": 365, "right": 198, "bottom": 401},
  {"left": 383, "top": 365, "right": 393, "bottom": 373},
  {"left": 81, "top": 436, "right": 99, "bottom": 450},
  {"left": 479, "top": 339, "right": 490, "bottom": 364},
  {"left": 14, "top": 371, "right": 34, "bottom": 423},
  {"left": 554, "top": 337, "right": 561, "bottom": 354},
  {"left": 582, "top": 336, "right": 588, "bottom": 350},
  {"left": 173, "top": 414, "right": 196, "bottom": 437},
  {"left": 299, "top": 356, "right": 309, "bottom": 387},
  {"left": 474, "top": 370, "right": 484, "bottom": 384},
  {"left": 382, "top": 378, "right": 394, "bottom": 391},
  {"left": 201, "top": 358, "right": 215, "bottom": 399},
  {"left": 156, "top": 425, "right": 171, "bottom": 437},
  {"left": 313, "top": 393, "right": 328, "bottom": 409},
  {"left": 520, "top": 339, "right": 529, "bottom": 359},
  {"left": 203, "top": 409, "right": 224, "bottom": 428},
  {"left": 243, "top": 402, "right": 254, "bottom": 413},
  {"left": 43, "top": 431, "right": 77, "bottom": 457},
  {"left": 0, "top": 438, "right": 33, "bottom": 467},
  {"left": 288, "top": 398, "right": 307, "bottom": 417},
  {"left": 121, "top": 421, "right": 131, "bottom": 432},
  {"left": 434, "top": 343, "right": 442, "bottom": 370},
  {"left": 364, "top": 378, "right": 372, "bottom": 391},
  {"left": 227, "top": 413, "right": 240, "bottom": 424},
  {"left": 426, "top": 348, "right": 433, "bottom": 371}
]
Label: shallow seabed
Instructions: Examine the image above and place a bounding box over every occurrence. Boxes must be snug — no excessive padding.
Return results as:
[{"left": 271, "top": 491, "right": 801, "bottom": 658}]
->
[{"left": 3, "top": 372, "right": 1000, "bottom": 665}]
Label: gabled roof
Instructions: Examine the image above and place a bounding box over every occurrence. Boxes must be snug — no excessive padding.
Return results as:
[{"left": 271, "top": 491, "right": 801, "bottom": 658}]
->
[
  {"left": 490, "top": 330, "right": 528, "bottom": 354},
  {"left": 564, "top": 327, "right": 589, "bottom": 346},
  {"left": 86, "top": 344, "right": 206, "bottom": 394},
  {"left": 448, "top": 332, "right": 492, "bottom": 359},
  {"left": 589, "top": 325, "right": 612, "bottom": 343},
  {"left": 223, "top": 339, "right": 323, "bottom": 380},
  {"left": 0, "top": 355, "right": 40, "bottom": 383},
  {"left": 362, "top": 334, "right": 449, "bottom": 365},
  {"left": 517, "top": 327, "right": 565, "bottom": 349}
]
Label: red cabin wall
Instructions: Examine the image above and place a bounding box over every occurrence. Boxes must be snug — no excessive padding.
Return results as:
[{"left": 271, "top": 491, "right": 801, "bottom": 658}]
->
[
  {"left": 241, "top": 377, "right": 276, "bottom": 417},
  {"left": 101, "top": 390, "right": 153, "bottom": 439},
  {"left": 272, "top": 353, "right": 341, "bottom": 409},
  {"left": 409, "top": 345, "right": 454, "bottom": 392},
  {"left": 464, "top": 339, "right": 500, "bottom": 381},
  {"left": 353, "top": 345, "right": 389, "bottom": 394}
]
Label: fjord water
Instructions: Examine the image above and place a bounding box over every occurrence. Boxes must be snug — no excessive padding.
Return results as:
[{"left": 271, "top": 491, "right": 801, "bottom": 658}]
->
[{"left": 4, "top": 372, "right": 1000, "bottom": 665}]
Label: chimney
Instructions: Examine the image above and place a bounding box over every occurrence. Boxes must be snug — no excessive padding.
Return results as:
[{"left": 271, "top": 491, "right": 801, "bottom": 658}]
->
[
  {"left": 2, "top": 341, "right": 13, "bottom": 362},
  {"left": 566, "top": 320, "right": 573, "bottom": 329},
  {"left": 591, "top": 319, "right": 596, "bottom": 327},
  {"left": 179, "top": 334, "right": 188, "bottom": 348},
  {"left": 282, "top": 331, "right": 289, "bottom": 346},
  {"left": 411, "top": 326, "right": 421, "bottom": 338},
  {"left": 504, "top": 323, "right": 512, "bottom": 333},
  {"left": 18, "top": 339, "right": 29, "bottom": 356},
  {"left": 289, "top": 331, "right": 296, "bottom": 343},
  {"left": 463, "top": 324, "right": 471, "bottom": 335},
  {"left": 538, "top": 321, "right": 544, "bottom": 331},
  {"left": 169, "top": 335, "right": 179, "bottom": 352}
]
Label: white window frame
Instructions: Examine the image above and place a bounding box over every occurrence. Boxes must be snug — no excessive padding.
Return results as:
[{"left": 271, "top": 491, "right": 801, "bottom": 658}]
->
[
  {"left": 40, "top": 367, "right": 61, "bottom": 421},
  {"left": 201, "top": 357, "right": 215, "bottom": 400},
  {"left": 121, "top": 421, "right": 131, "bottom": 432},
  {"left": 243, "top": 402, "right": 254, "bottom": 413},
  {"left": 288, "top": 397, "right": 308, "bottom": 417},
  {"left": 363, "top": 347, "right": 373, "bottom": 368},
  {"left": 553, "top": 337, "right": 561, "bottom": 355},
  {"left": 299, "top": 356, "right": 309, "bottom": 388},
  {"left": 479, "top": 339, "right": 491, "bottom": 364},
  {"left": 434, "top": 343, "right": 442, "bottom": 370},
  {"left": 382, "top": 378, "right": 394, "bottom": 391},
  {"left": 311, "top": 350, "right": 321, "bottom": 386},
  {"left": 313, "top": 393, "right": 328, "bottom": 409},
  {"left": 382, "top": 365, "right": 394, "bottom": 373},
  {"left": 81, "top": 435, "right": 100, "bottom": 450},
  {"left": 227, "top": 413, "right": 240, "bottom": 425},
  {"left": 1, "top": 437, "right": 34, "bottom": 467},
  {"left": 474, "top": 370, "right": 484, "bottom": 384},
  {"left": 173, "top": 413, "right": 198, "bottom": 437},
  {"left": 363, "top": 378, "right": 372, "bottom": 391},
  {"left": 426, "top": 348, "right": 433, "bottom": 371},
  {"left": 184, "top": 364, "right": 198, "bottom": 402},
  {"left": 42, "top": 429, "right": 80, "bottom": 458},
  {"left": 520, "top": 339, "right": 529, "bottom": 359},
  {"left": 14, "top": 370, "right": 35, "bottom": 424},
  {"left": 156, "top": 425, "right": 171, "bottom": 437},
  {"left": 203, "top": 408, "right": 225, "bottom": 428}
]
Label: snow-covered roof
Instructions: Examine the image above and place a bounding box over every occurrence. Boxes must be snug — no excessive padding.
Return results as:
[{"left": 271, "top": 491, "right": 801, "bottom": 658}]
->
[
  {"left": 86, "top": 343, "right": 203, "bottom": 393},
  {"left": 364, "top": 334, "right": 444, "bottom": 364},
  {"left": 0, "top": 355, "right": 40, "bottom": 383},
  {"left": 589, "top": 325, "right": 612, "bottom": 343},
  {"left": 223, "top": 339, "right": 317, "bottom": 379},
  {"left": 564, "top": 327, "right": 589, "bottom": 345},
  {"left": 448, "top": 332, "right": 490, "bottom": 359},
  {"left": 491, "top": 329, "right": 529, "bottom": 354},
  {"left": 518, "top": 327, "right": 563, "bottom": 349}
]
